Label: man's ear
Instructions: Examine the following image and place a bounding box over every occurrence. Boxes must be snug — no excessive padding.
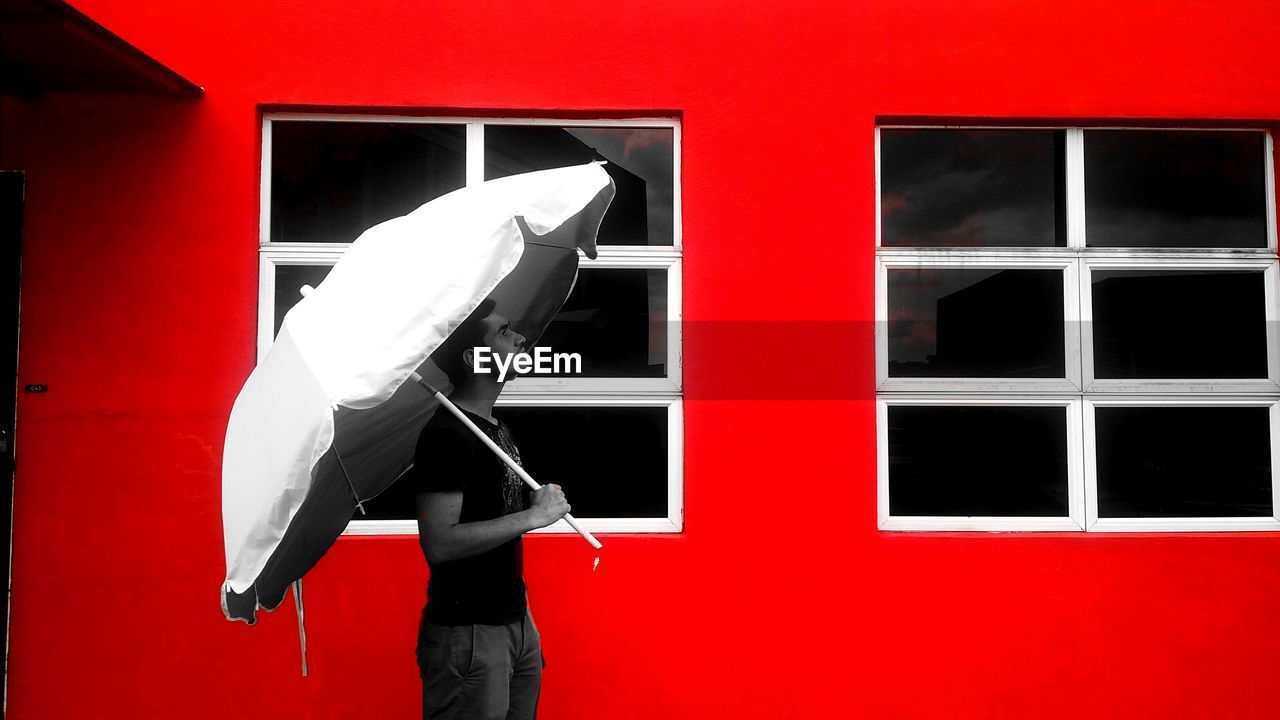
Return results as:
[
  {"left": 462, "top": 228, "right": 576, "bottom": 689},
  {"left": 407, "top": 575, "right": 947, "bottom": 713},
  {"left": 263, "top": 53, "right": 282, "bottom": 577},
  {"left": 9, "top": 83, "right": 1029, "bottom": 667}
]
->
[{"left": 462, "top": 347, "right": 475, "bottom": 370}]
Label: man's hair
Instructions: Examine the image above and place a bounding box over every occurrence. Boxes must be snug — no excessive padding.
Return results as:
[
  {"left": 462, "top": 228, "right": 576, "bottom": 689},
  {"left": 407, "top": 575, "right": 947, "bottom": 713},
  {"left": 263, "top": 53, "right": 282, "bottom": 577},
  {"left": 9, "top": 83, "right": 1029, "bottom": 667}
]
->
[{"left": 435, "top": 298, "right": 498, "bottom": 388}]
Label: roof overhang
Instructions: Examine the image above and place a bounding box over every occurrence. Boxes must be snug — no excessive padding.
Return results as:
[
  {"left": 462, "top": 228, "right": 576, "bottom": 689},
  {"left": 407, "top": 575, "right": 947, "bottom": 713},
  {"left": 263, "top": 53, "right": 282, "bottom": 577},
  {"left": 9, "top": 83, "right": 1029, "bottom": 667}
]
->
[{"left": 0, "top": 0, "right": 202, "bottom": 98}]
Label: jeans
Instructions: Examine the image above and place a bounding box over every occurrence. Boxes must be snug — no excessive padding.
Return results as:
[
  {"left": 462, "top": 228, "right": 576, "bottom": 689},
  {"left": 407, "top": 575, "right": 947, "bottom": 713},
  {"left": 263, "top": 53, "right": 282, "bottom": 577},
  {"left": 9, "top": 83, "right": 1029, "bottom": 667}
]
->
[{"left": 417, "top": 610, "right": 543, "bottom": 720}]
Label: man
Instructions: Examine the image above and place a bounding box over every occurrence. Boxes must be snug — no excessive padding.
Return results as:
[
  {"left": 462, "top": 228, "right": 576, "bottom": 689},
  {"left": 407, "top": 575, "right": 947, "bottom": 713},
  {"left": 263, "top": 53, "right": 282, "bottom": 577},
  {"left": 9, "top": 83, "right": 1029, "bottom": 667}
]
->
[{"left": 414, "top": 297, "right": 571, "bottom": 720}]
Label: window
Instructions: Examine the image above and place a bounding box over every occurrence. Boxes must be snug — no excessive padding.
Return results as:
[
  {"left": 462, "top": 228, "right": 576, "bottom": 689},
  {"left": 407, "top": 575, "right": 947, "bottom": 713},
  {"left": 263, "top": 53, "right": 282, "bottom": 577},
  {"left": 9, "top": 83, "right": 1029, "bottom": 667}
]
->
[
  {"left": 260, "top": 114, "right": 682, "bottom": 534},
  {"left": 877, "top": 127, "right": 1280, "bottom": 531}
]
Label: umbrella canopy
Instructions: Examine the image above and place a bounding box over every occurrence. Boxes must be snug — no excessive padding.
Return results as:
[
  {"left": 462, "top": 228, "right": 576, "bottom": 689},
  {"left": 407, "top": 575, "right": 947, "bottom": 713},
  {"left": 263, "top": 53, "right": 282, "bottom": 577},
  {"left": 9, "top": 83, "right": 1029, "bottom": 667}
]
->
[{"left": 222, "top": 162, "right": 615, "bottom": 624}]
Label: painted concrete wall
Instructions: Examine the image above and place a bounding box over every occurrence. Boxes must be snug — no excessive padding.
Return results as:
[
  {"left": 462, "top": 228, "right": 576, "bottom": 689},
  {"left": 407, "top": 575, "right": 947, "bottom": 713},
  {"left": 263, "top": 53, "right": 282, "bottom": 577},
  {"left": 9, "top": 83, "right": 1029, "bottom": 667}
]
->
[{"left": 4, "top": 0, "right": 1280, "bottom": 717}]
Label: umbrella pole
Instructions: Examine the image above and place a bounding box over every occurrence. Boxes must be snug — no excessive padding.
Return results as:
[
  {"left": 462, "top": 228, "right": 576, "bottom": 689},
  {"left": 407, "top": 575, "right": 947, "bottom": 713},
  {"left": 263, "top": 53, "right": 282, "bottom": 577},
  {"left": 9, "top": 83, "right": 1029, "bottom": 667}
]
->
[
  {"left": 292, "top": 579, "right": 308, "bottom": 677},
  {"left": 410, "top": 372, "right": 603, "bottom": 550}
]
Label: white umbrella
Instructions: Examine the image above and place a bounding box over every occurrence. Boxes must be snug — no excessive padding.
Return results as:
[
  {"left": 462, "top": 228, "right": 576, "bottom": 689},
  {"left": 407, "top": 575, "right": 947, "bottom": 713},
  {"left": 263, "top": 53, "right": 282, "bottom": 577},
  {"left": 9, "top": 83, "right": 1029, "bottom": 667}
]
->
[{"left": 221, "top": 162, "right": 613, "bottom": 630}]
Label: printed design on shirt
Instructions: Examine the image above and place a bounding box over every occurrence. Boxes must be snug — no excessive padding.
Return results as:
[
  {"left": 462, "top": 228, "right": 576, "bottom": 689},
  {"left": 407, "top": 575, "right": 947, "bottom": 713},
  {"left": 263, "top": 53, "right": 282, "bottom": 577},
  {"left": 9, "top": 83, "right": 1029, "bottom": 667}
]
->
[{"left": 492, "top": 421, "right": 526, "bottom": 514}]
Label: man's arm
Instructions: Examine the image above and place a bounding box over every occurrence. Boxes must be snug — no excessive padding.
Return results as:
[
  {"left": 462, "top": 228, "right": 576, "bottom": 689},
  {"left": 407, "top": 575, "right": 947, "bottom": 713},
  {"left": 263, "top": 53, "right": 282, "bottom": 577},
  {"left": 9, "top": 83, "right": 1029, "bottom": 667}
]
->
[{"left": 416, "top": 485, "right": 570, "bottom": 564}]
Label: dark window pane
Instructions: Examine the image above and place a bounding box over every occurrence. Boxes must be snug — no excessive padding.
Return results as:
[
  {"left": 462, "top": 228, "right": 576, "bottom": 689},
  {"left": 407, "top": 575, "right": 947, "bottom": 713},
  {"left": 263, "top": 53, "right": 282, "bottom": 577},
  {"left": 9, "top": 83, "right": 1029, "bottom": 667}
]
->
[
  {"left": 271, "top": 121, "right": 466, "bottom": 243},
  {"left": 363, "top": 406, "right": 669, "bottom": 521},
  {"left": 888, "top": 268, "right": 1064, "bottom": 377},
  {"left": 485, "top": 126, "right": 674, "bottom": 246},
  {"left": 880, "top": 129, "right": 1065, "bottom": 247},
  {"left": 1085, "top": 130, "right": 1267, "bottom": 248},
  {"left": 274, "top": 264, "right": 333, "bottom": 336},
  {"left": 1096, "top": 407, "right": 1273, "bottom": 517},
  {"left": 1091, "top": 270, "right": 1267, "bottom": 379},
  {"left": 888, "top": 406, "right": 1069, "bottom": 516},
  {"left": 535, "top": 269, "right": 667, "bottom": 378},
  {"left": 503, "top": 406, "right": 667, "bottom": 518}
]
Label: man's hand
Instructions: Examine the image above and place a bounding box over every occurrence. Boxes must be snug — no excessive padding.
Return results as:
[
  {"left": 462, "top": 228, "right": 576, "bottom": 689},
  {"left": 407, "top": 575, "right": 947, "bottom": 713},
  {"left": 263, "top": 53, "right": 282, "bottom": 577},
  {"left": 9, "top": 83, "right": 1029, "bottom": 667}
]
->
[{"left": 528, "top": 484, "right": 570, "bottom": 528}]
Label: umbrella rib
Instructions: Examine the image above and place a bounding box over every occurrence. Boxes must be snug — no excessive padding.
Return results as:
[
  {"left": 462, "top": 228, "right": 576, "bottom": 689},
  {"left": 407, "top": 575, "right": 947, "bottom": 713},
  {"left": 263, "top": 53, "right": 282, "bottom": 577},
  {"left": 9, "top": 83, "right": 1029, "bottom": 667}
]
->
[
  {"left": 332, "top": 444, "right": 366, "bottom": 516},
  {"left": 522, "top": 239, "right": 577, "bottom": 251}
]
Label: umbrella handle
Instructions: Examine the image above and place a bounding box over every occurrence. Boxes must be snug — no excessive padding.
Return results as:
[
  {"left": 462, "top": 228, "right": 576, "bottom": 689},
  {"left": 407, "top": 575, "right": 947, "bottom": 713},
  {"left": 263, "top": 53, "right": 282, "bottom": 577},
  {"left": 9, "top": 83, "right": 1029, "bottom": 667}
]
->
[{"left": 411, "top": 373, "right": 603, "bottom": 550}]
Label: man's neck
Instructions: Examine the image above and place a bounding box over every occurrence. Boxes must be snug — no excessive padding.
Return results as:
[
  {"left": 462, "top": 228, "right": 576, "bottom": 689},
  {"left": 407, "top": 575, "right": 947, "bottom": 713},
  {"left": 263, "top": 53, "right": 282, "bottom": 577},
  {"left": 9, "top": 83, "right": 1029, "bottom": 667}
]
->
[{"left": 447, "top": 376, "right": 505, "bottom": 423}]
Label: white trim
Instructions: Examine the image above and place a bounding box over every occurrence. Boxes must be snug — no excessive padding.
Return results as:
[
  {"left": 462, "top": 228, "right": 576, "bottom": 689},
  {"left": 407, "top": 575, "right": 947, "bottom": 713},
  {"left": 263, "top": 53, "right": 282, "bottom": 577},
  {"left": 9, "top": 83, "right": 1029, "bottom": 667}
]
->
[
  {"left": 257, "top": 242, "right": 348, "bottom": 258},
  {"left": 877, "top": 396, "right": 1085, "bottom": 532},
  {"left": 1087, "top": 517, "right": 1280, "bottom": 532},
  {"left": 880, "top": 124, "right": 1271, "bottom": 132},
  {"left": 493, "top": 394, "right": 684, "bottom": 535},
  {"left": 1079, "top": 257, "right": 1279, "bottom": 393},
  {"left": 668, "top": 257, "right": 683, "bottom": 391},
  {"left": 465, "top": 123, "right": 484, "bottom": 187},
  {"left": 880, "top": 517, "right": 1085, "bottom": 532},
  {"left": 260, "top": 114, "right": 681, "bottom": 249},
  {"left": 260, "top": 111, "right": 684, "bottom": 536},
  {"left": 874, "top": 256, "right": 887, "bottom": 388},
  {"left": 1267, "top": 132, "right": 1278, "bottom": 251},
  {"left": 1271, "top": 399, "right": 1280, "bottom": 530},
  {"left": 265, "top": 112, "right": 679, "bottom": 128},
  {"left": 667, "top": 398, "right": 684, "bottom": 531},
  {"left": 1080, "top": 256, "right": 1279, "bottom": 270},
  {"left": 501, "top": 380, "right": 681, "bottom": 398},
  {"left": 877, "top": 252, "right": 1078, "bottom": 267},
  {"left": 875, "top": 399, "right": 889, "bottom": 527},
  {"left": 1066, "top": 129, "right": 1086, "bottom": 249},
  {"left": 671, "top": 122, "right": 683, "bottom": 253},
  {"left": 1078, "top": 255, "right": 1096, "bottom": 392},
  {"left": 1083, "top": 397, "right": 1280, "bottom": 531},
  {"left": 878, "top": 378, "right": 1084, "bottom": 394},
  {"left": 260, "top": 243, "right": 681, "bottom": 262},
  {"left": 876, "top": 125, "right": 1280, "bottom": 534},
  {"left": 874, "top": 127, "right": 882, "bottom": 249},
  {"left": 501, "top": 381, "right": 681, "bottom": 400},
  {"left": 256, "top": 256, "right": 275, "bottom": 362},
  {"left": 579, "top": 249, "right": 681, "bottom": 267},
  {"left": 874, "top": 247, "right": 1280, "bottom": 259},
  {"left": 259, "top": 119, "right": 272, "bottom": 246},
  {"left": 876, "top": 254, "right": 1081, "bottom": 392},
  {"left": 1082, "top": 396, "right": 1098, "bottom": 530},
  {"left": 1269, "top": 262, "right": 1280, "bottom": 389}
]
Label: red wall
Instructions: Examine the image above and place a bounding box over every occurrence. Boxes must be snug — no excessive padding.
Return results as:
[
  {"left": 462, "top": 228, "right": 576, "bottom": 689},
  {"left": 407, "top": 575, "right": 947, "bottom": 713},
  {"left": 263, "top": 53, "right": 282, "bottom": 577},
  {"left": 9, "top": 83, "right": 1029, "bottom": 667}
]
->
[{"left": 5, "top": 0, "right": 1280, "bottom": 717}]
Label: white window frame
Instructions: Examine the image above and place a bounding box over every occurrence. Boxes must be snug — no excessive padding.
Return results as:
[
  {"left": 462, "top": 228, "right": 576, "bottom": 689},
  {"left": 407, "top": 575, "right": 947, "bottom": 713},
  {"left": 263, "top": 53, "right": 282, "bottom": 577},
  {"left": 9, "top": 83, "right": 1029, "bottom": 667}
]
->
[
  {"left": 875, "top": 125, "right": 1280, "bottom": 532},
  {"left": 877, "top": 395, "right": 1086, "bottom": 531},
  {"left": 1083, "top": 396, "right": 1280, "bottom": 532},
  {"left": 1079, "top": 256, "right": 1280, "bottom": 395},
  {"left": 259, "top": 112, "right": 683, "bottom": 535},
  {"left": 876, "top": 253, "right": 1083, "bottom": 394}
]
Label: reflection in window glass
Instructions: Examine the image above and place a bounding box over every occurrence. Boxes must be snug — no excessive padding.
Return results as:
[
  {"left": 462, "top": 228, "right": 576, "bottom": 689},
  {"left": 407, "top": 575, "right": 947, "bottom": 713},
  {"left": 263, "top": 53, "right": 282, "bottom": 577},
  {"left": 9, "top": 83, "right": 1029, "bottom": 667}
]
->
[
  {"left": 1085, "top": 130, "right": 1267, "bottom": 248},
  {"left": 360, "top": 405, "right": 669, "bottom": 520},
  {"left": 535, "top": 269, "right": 667, "bottom": 378},
  {"left": 880, "top": 129, "right": 1065, "bottom": 247},
  {"left": 271, "top": 122, "right": 466, "bottom": 243},
  {"left": 484, "top": 126, "right": 675, "bottom": 246},
  {"left": 888, "top": 405, "right": 1069, "bottom": 516},
  {"left": 274, "top": 264, "right": 333, "bottom": 335},
  {"left": 1096, "top": 407, "right": 1272, "bottom": 517},
  {"left": 1091, "top": 270, "right": 1267, "bottom": 379},
  {"left": 888, "top": 268, "right": 1064, "bottom": 377}
]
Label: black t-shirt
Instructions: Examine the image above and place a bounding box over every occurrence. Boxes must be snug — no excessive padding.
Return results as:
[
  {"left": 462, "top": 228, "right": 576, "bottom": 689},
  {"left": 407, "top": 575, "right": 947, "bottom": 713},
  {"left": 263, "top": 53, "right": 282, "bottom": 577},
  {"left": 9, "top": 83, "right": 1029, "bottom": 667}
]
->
[{"left": 413, "top": 406, "right": 529, "bottom": 625}]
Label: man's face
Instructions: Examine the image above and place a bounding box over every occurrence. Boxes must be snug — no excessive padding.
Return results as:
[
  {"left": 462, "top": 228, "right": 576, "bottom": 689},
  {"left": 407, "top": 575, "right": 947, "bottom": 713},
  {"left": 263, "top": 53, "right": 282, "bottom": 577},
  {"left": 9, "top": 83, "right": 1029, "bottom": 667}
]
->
[{"left": 480, "top": 312, "right": 526, "bottom": 362}]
